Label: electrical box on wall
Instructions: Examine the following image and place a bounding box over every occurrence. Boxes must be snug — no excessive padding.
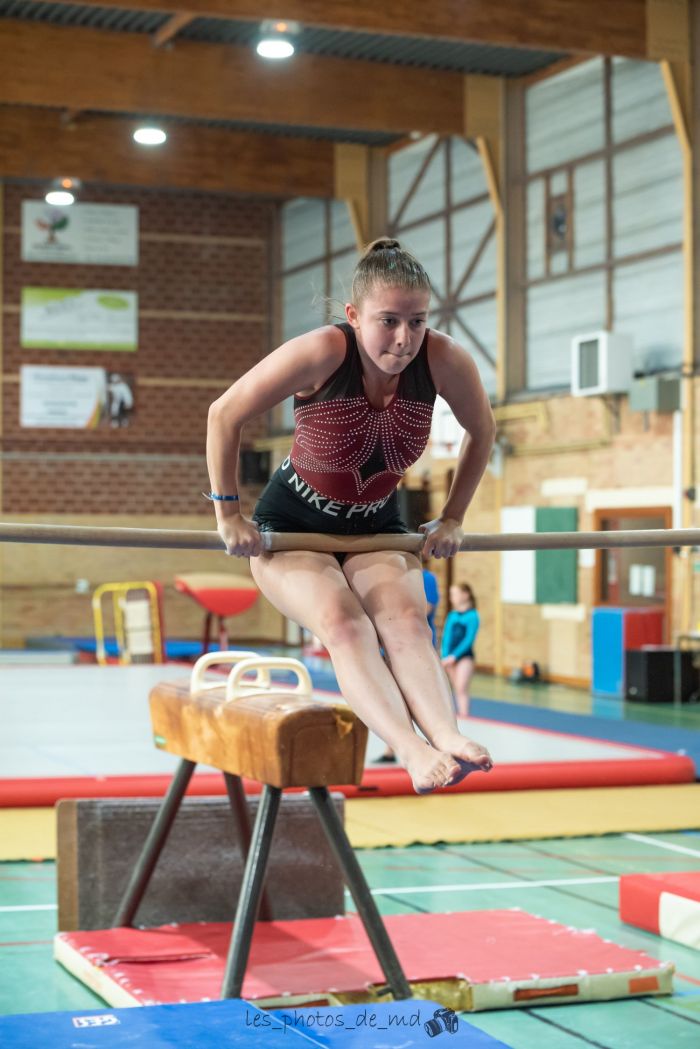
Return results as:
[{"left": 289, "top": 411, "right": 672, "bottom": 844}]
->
[
  {"left": 629, "top": 376, "right": 681, "bottom": 413},
  {"left": 571, "top": 331, "right": 633, "bottom": 397}
]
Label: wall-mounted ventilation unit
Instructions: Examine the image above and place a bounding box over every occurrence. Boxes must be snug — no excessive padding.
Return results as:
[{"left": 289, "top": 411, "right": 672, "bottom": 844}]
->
[{"left": 571, "top": 331, "right": 633, "bottom": 397}]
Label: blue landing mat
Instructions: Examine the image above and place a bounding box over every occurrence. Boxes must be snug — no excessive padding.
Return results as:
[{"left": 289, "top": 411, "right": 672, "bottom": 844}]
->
[
  {"left": 0, "top": 999, "right": 511, "bottom": 1048},
  {"left": 470, "top": 698, "right": 700, "bottom": 775}
]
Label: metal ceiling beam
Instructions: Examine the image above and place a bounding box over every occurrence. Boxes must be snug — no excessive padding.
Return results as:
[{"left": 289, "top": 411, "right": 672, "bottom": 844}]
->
[
  {"left": 0, "top": 20, "right": 464, "bottom": 134},
  {"left": 29, "top": 0, "right": 649, "bottom": 59}
]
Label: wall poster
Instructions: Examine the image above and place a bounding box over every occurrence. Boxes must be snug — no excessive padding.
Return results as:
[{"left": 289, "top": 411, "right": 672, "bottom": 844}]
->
[
  {"left": 20, "top": 366, "right": 135, "bottom": 429},
  {"left": 21, "top": 201, "right": 138, "bottom": 266},
  {"left": 20, "top": 288, "right": 138, "bottom": 351}
]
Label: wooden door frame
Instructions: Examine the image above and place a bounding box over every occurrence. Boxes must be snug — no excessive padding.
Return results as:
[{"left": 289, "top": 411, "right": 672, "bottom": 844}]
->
[{"left": 593, "top": 505, "right": 672, "bottom": 643}]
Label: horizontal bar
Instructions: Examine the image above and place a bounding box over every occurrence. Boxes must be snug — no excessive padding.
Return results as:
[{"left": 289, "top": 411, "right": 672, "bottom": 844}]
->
[{"left": 0, "top": 521, "right": 699, "bottom": 552}]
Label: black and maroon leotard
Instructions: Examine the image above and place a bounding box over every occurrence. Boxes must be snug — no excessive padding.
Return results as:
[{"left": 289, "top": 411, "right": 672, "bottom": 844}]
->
[
  {"left": 254, "top": 323, "right": 436, "bottom": 536},
  {"left": 291, "top": 322, "right": 435, "bottom": 502}
]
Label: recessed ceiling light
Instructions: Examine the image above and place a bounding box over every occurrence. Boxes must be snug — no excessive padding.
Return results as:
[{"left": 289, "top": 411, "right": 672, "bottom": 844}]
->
[
  {"left": 256, "top": 19, "right": 299, "bottom": 60},
  {"left": 133, "top": 126, "right": 167, "bottom": 146},
  {"left": 45, "top": 190, "right": 75, "bottom": 206},
  {"left": 256, "top": 37, "right": 294, "bottom": 59},
  {"left": 45, "top": 176, "right": 81, "bottom": 206}
]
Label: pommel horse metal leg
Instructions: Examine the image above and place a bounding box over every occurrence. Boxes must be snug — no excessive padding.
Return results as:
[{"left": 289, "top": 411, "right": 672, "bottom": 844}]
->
[
  {"left": 221, "top": 785, "right": 411, "bottom": 1001},
  {"left": 309, "top": 787, "right": 412, "bottom": 1000},
  {"left": 113, "top": 758, "right": 196, "bottom": 927},
  {"left": 222, "top": 785, "right": 282, "bottom": 998},
  {"left": 113, "top": 759, "right": 271, "bottom": 927}
]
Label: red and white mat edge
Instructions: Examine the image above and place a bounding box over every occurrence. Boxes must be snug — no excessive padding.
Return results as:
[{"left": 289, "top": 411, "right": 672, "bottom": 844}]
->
[{"left": 620, "top": 871, "right": 700, "bottom": 950}]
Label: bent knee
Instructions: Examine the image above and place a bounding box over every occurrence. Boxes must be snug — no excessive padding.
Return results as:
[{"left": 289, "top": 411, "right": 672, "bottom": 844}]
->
[
  {"left": 378, "top": 608, "right": 433, "bottom": 651},
  {"left": 317, "top": 602, "right": 376, "bottom": 649}
]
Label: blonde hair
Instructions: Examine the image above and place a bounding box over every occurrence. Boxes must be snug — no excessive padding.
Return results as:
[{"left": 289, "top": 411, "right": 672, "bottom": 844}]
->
[{"left": 351, "top": 237, "right": 432, "bottom": 306}]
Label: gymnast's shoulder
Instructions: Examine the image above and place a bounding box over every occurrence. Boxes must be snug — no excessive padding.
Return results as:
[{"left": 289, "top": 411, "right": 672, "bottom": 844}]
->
[{"left": 425, "top": 328, "right": 484, "bottom": 390}]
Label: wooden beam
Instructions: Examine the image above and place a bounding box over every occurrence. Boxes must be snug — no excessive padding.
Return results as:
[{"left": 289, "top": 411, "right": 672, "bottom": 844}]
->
[
  {"left": 502, "top": 79, "right": 526, "bottom": 397},
  {"left": 646, "top": 0, "right": 691, "bottom": 62},
  {"left": 39, "top": 0, "right": 650, "bottom": 59},
  {"left": 465, "top": 75, "right": 503, "bottom": 202},
  {"left": 152, "top": 11, "right": 196, "bottom": 48},
  {"left": 0, "top": 21, "right": 464, "bottom": 135},
  {"left": 0, "top": 179, "right": 3, "bottom": 519},
  {"left": 334, "top": 143, "right": 370, "bottom": 247},
  {"left": 656, "top": 0, "right": 694, "bottom": 635},
  {"left": 60, "top": 108, "right": 83, "bottom": 128},
  {"left": 0, "top": 106, "right": 335, "bottom": 197}
]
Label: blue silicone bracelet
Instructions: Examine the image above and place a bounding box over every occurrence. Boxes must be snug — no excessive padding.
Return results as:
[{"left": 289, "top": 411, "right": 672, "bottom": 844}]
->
[{"left": 203, "top": 492, "right": 240, "bottom": 502}]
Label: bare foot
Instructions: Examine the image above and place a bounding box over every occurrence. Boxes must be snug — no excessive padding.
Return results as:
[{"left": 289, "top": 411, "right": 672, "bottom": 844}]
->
[
  {"left": 397, "top": 739, "right": 461, "bottom": 795},
  {"left": 430, "top": 728, "right": 493, "bottom": 786}
]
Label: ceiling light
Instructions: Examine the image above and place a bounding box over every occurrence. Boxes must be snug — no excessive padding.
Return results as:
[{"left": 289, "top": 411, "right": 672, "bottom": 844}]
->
[
  {"left": 256, "top": 19, "right": 299, "bottom": 59},
  {"left": 45, "top": 176, "right": 81, "bottom": 206},
  {"left": 133, "top": 126, "right": 167, "bottom": 146}
]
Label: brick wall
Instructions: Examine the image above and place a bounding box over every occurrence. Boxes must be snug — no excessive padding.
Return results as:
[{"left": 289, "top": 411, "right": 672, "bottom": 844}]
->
[
  {"left": 406, "top": 392, "right": 690, "bottom": 686},
  {"left": 0, "top": 179, "right": 282, "bottom": 645}
]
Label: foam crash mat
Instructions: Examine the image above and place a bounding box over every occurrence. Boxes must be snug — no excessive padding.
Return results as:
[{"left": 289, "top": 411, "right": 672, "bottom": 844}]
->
[
  {"left": 54, "top": 909, "right": 673, "bottom": 1012},
  {"left": 620, "top": 871, "right": 700, "bottom": 950},
  {"left": 0, "top": 999, "right": 513, "bottom": 1049},
  {"left": 3, "top": 739, "right": 694, "bottom": 808},
  {"left": 5, "top": 784, "right": 700, "bottom": 862},
  {"left": 345, "top": 783, "right": 700, "bottom": 848}
]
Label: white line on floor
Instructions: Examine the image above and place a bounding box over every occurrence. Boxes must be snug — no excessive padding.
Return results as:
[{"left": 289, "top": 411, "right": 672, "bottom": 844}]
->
[
  {"left": 625, "top": 833, "right": 700, "bottom": 859},
  {"left": 348, "top": 875, "right": 619, "bottom": 896},
  {"left": 0, "top": 904, "right": 57, "bottom": 913}
]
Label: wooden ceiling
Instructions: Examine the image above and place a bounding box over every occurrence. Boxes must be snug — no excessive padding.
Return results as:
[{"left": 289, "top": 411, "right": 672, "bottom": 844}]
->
[{"left": 0, "top": 0, "right": 681, "bottom": 197}]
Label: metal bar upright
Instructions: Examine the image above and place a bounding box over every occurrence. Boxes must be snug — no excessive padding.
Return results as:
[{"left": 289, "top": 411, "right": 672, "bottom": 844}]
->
[{"left": 308, "top": 786, "right": 411, "bottom": 1000}]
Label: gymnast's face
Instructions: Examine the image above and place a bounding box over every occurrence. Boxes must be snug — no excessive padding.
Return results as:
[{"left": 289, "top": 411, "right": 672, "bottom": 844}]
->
[{"left": 346, "top": 284, "right": 431, "bottom": 377}]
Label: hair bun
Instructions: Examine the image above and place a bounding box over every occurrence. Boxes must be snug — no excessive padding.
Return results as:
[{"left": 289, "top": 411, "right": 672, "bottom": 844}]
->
[{"left": 368, "top": 237, "right": 401, "bottom": 253}]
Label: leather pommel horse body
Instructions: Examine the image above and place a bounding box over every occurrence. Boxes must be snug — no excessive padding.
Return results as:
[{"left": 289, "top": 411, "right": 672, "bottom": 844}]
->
[
  {"left": 112, "top": 652, "right": 411, "bottom": 1001},
  {"left": 150, "top": 655, "right": 366, "bottom": 789}
]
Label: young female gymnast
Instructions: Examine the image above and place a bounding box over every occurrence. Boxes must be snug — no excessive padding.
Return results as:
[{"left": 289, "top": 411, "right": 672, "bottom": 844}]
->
[
  {"left": 206, "top": 238, "right": 496, "bottom": 794},
  {"left": 442, "top": 583, "right": 480, "bottom": 718}
]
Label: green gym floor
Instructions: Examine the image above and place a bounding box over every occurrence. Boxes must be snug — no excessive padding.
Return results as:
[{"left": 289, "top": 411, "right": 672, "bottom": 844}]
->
[{"left": 2, "top": 674, "right": 700, "bottom": 1048}]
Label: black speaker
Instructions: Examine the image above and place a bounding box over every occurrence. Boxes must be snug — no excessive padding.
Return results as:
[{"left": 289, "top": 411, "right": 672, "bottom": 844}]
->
[{"left": 625, "top": 648, "right": 697, "bottom": 703}]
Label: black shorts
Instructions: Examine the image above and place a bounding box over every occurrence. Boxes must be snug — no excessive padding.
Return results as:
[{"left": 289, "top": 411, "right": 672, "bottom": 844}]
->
[{"left": 253, "top": 460, "right": 409, "bottom": 563}]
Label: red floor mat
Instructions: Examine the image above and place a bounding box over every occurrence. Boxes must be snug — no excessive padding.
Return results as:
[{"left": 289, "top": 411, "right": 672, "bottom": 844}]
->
[{"left": 55, "top": 909, "right": 674, "bottom": 1011}]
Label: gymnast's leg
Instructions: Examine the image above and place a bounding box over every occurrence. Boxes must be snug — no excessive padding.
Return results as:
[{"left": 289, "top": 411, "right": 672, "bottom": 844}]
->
[
  {"left": 341, "top": 550, "right": 492, "bottom": 780},
  {"left": 249, "top": 549, "right": 462, "bottom": 793}
]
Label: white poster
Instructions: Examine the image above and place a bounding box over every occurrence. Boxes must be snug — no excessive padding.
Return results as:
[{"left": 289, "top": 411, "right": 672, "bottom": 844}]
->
[
  {"left": 20, "top": 366, "right": 108, "bottom": 429},
  {"left": 21, "top": 288, "right": 138, "bottom": 351},
  {"left": 21, "top": 201, "right": 138, "bottom": 266},
  {"left": 500, "top": 506, "right": 537, "bottom": 605}
]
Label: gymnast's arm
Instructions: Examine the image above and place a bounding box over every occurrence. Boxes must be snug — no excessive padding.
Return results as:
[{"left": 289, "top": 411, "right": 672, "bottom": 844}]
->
[
  {"left": 420, "top": 333, "right": 496, "bottom": 558},
  {"left": 206, "top": 326, "right": 347, "bottom": 556}
]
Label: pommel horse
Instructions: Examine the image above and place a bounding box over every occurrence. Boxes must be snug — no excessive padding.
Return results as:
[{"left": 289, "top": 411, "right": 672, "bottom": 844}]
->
[{"left": 112, "top": 651, "right": 412, "bottom": 1001}]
